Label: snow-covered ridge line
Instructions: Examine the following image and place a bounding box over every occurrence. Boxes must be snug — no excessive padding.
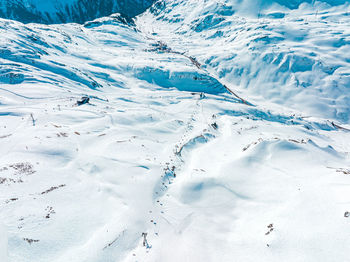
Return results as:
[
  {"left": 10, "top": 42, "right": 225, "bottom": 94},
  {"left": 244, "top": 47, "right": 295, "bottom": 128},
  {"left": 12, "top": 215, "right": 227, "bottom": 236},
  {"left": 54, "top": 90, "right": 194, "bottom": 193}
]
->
[
  {"left": 0, "top": 0, "right": 154, "bottom": 24},
  {"left": 137, "top": 0, "right": 350, "bottom": 123}
]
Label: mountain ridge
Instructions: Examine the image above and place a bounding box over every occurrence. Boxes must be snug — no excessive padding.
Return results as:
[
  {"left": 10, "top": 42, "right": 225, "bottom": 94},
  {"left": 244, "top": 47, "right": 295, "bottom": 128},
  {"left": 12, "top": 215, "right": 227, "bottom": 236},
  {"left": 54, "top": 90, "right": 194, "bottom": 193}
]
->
[{"left": 0, "top": 0, "right": 154, "bottom": 24}]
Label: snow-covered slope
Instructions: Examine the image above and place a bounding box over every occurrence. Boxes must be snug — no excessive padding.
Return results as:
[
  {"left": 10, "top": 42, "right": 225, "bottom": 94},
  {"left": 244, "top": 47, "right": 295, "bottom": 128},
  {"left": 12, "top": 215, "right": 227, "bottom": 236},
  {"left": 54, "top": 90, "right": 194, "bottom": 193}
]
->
[
  {"left": 0, "top": 0, "right": 350, "bottom": 261},
  {"left": 0, "top": 0, "right": 154, "bottom": 23},
  {"left": 0, "top": 224, "right": 8, "bottom": 262},
  {"left": 137, "top": 0, "right": 350, "bottom": 123}
]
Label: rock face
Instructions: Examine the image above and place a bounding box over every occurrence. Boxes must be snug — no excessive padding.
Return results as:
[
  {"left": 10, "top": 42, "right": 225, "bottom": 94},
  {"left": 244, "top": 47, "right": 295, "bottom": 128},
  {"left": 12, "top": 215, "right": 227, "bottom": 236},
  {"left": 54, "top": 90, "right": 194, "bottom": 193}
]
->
[{"left": 0, "top": 0, "right": 154, "bottom": 24}]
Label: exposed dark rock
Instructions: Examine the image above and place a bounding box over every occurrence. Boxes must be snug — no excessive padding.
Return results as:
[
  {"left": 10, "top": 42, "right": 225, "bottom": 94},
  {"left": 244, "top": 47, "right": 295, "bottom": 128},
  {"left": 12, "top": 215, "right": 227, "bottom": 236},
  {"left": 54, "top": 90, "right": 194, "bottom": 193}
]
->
[{"left": 0, "top": 0, "right": 155, "bottom": 24}]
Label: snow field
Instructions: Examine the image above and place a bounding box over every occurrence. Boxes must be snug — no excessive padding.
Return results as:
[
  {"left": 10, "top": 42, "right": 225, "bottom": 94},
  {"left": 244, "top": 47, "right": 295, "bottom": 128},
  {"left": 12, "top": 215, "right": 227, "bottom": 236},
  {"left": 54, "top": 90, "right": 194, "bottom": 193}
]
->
[{"left": 0, "top": 0, "right": 350, "bottom": 261}]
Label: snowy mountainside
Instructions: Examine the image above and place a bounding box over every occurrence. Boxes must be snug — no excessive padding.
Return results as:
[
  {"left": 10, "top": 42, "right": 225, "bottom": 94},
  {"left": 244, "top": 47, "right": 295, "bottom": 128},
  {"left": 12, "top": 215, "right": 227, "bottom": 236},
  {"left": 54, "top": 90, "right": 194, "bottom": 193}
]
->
[
  {"left": 0, "top": 0, "right": 350, "bottom": 261},
  {"left": 137, "top": 0, "right": 350, "bottom": 123},
  {"left": 0, "top": 0, "right": 154, "bottom": 24}
]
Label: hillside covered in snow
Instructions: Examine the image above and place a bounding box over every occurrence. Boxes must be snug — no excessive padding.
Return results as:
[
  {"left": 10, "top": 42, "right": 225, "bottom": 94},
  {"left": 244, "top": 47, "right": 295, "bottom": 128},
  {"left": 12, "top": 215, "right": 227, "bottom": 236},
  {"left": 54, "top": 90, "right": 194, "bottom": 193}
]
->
[
  {"left": 0, "top": 0, "right": 350, "bottom": 261},
  {"left": 0, "top": 0, "right": 154, "bottom": 23}
]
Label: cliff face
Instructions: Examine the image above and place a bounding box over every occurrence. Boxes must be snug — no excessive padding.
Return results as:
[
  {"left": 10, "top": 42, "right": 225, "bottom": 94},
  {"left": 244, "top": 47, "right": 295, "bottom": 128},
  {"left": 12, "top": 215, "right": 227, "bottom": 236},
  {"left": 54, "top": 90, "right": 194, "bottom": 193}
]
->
[{"left": 0, "top": 0, "right": 154, "bottom": 24}]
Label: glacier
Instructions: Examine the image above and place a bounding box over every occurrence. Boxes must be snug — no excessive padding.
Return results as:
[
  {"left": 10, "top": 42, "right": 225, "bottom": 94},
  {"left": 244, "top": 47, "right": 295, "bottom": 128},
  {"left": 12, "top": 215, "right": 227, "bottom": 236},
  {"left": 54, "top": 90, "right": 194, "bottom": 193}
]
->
[{"left": 0, "top": 0, "right": 350, "bottom": 261}]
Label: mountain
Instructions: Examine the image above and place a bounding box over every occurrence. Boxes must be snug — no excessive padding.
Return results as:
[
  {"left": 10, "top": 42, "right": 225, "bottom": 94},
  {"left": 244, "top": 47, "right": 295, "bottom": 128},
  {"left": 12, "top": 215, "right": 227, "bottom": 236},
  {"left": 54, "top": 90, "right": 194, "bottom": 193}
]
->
[
  {"left": 0, "top": 0, "right": 350, "bottom": 261},
  {"left": 137, "top": 0, "right": 350, "bottom": 123},
  {"left": 0, "top": 0, "right": 154, "bottom": 23}
]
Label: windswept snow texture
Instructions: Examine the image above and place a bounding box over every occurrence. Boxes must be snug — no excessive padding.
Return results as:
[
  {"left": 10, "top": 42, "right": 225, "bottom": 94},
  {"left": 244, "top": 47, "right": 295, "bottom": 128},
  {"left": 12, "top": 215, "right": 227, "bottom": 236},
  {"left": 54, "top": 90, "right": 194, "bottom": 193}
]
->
[
  {"left": 0, "top": 0, "right": 350, "bottom": 262},
  {"left": 0, "top": 0, "right": 154, "bottom": 24},
  {"left": 0, "top": 224, "right": 8, "bottom": 262}
]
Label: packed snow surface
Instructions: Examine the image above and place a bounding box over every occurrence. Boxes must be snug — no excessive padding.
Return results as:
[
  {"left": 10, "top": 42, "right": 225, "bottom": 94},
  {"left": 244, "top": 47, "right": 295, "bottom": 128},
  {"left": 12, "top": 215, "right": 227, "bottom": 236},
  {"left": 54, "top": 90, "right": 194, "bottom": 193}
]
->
[
  {"left": 0, "top": 224, "right": 8, "bottom": 262},
  {"left": 0, "top": 0, "right": 350, "bottom": 261}
]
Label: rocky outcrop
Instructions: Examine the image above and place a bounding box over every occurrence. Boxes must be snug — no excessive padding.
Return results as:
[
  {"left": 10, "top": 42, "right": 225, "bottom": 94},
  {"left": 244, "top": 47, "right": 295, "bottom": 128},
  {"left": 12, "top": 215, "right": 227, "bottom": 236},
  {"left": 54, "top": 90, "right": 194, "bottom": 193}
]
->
[{"left": 0, "top": 0, "right": 154, "bottom": 24}]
